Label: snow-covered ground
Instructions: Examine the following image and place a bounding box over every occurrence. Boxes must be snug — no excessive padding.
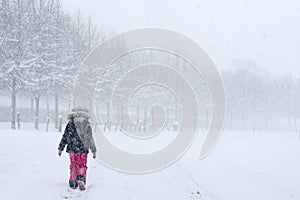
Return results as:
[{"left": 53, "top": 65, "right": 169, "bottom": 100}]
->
[{"left": 1, "top": 123, "right": 300, "bottom": 200}]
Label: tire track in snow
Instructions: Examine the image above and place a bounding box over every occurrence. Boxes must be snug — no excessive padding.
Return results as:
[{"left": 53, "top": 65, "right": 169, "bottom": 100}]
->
[{"left": 175, "top": 163, "right": 219, "bottom": 200}]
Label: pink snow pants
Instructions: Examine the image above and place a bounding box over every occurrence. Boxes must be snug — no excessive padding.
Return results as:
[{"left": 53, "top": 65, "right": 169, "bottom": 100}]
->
[{"left": 69, "top": 153, "right": 88, "bottom": 181}]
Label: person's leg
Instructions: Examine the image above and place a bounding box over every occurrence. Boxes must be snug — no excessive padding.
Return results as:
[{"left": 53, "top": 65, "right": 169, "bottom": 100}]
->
[
  {"left": 76, "top": 153, "right": 88, "bottom": 190},
  {"left": 69, "top": 153, "right": 78, "bottom": 189}
]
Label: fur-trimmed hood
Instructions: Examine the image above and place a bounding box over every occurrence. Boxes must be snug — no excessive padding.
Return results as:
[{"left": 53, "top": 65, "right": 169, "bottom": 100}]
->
[
  {"left": 68, "top": 106, "right": 91, "bottom": 121},
  {"left": 68, "top": 111, "right": 91, "bottom": 121}
]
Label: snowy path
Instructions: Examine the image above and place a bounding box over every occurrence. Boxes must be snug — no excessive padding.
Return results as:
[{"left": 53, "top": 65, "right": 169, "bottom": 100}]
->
[
  {"left": 1, "top": 128, "right": 300, "bottom": 200},
  {"left": 85, "top": 161, "right": 211, "bottom": 200},
  {"left": 0, "top": 129, "right": 214, "bottom": 200}
]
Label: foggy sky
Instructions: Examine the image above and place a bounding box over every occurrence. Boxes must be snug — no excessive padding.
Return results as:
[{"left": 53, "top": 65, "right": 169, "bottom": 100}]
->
[{"left": 61, "top": 0, "right": 300, "bottom": 78}]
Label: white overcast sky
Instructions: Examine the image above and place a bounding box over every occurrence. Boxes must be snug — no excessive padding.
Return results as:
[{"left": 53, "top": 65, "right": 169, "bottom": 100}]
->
[{"left": 61, "top": 0, "right": 300, "bottom": 78}]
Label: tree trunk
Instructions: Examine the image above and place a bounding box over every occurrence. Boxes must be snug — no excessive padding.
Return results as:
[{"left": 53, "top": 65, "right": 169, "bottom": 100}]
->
[
  {"left": 55, "top": 91, "right": 58, "bottom": 129},
  {"left": 34, "top": 93, "right": 40, "bottom": 130},
  {"left": 144, "top": 107, "right": 147, "bottom": 131},
  {"left": 242, "top": 113, "right": 245, "bottom": 131},
  {"left": 68, "top": 96, "right": 71, "bottom": 112},
  {"left": 205, "top": 108, "right": 208, "bottom": 131},
  {"left": 252, "top": 99, "right": 256, "bottom": 132},
  {"left": 46, "top": 93, "right": 50, "bottom": 117},
  {"left": 106, "top": 102, "right": 110, "bottom": 131},
  {"left": 136, "top": 104, "right": 139, "bottom": 125},
  {"left": 30, "top": 95, "right": 34, "bottom": 122},
  {"left": 230, "top": 113, "right": 233, "bottom": 131},
  {"left": 11, "top": 77, "right": 17, "bottom": 130}
]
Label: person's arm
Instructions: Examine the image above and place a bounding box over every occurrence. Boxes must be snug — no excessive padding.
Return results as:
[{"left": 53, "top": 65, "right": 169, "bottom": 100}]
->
[
  {"left": 58, "top": 124, "right": 69, "bottom": 156},
  {"left": 87, "top": 124, "right": 97, "bottom": 158}
]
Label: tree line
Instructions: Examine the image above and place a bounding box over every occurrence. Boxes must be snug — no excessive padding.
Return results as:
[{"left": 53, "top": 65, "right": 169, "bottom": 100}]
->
[
  {"left": 222, "top": 59, "right": 300, "bottom": 132},
  {"left": 0, "top": 0, "right": 103, "bottom": 130},
  {"left": 0, "top": 1, "right": 298, "bottom": 132},
  {"left": 97, "top": 54, "right": 300, "bottom": 132}
]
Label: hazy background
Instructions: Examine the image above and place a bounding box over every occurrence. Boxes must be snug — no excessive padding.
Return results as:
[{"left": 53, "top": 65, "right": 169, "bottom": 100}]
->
[
  {"left": 1, "top": 2, "right": 300, "bottom": 199},
  {"left": 0, "top": 0, "right": 299, "bottom": 132},
  {"left": 62, "top": 0, "right": 300, "bottom": 77}
]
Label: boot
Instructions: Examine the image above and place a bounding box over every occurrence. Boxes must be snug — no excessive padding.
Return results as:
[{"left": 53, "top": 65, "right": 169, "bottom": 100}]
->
[
  {"left": 77, "top": 175, "right": 86, "bottom": 190},
  {"left": 69, "top": 180, "right": 78, "bottom": 189}
]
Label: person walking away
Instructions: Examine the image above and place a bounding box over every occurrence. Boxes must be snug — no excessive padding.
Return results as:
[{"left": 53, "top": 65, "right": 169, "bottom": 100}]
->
[{"left": 58, "top": 107, "right": 97, "bottom": 190}]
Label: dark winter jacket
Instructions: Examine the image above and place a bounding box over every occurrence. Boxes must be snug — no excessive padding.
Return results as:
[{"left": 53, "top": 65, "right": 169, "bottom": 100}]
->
[{"left": 58, "top": 111, "right": 97, "bottom": 154}]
